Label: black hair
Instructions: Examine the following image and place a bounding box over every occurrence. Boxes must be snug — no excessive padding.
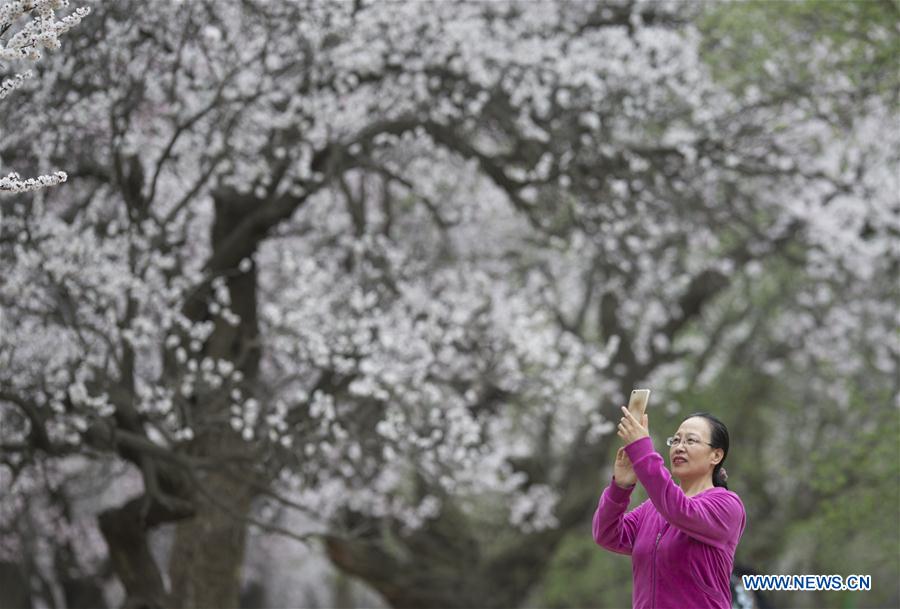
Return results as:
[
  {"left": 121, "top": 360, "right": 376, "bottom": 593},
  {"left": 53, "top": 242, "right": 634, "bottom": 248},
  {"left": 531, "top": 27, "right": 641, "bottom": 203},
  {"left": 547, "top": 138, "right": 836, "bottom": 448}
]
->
[{"left": 685, "top": 412, "right": 730, "bottom": 489}]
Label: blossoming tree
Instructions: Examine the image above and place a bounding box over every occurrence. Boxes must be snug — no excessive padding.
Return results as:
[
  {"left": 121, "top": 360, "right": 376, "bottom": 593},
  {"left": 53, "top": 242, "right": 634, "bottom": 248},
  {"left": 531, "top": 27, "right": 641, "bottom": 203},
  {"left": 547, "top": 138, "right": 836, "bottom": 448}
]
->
[
  {"left": 0, "top": 1, "right": 895, "bottom": 607},
  {"left": 0, "top": 0, "right": 89, "bottom": 199}
]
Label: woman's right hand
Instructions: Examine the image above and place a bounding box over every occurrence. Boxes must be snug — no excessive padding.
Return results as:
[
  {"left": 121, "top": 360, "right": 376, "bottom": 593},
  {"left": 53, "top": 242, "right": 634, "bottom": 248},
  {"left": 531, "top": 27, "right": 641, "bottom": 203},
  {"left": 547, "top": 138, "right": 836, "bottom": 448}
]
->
[{"left": 613, "top": 447, "right": 637, "bottom": 488}]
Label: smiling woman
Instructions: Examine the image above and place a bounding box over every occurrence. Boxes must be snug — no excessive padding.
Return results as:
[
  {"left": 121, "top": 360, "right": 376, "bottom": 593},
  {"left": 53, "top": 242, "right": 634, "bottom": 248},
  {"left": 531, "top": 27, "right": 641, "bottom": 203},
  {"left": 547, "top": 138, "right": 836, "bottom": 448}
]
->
[
  {"left": 667, "top": 413, "right": 731, "bottom": 493},
  {"left": 593, "top": 408, "right": 745, "bottom": 609}
]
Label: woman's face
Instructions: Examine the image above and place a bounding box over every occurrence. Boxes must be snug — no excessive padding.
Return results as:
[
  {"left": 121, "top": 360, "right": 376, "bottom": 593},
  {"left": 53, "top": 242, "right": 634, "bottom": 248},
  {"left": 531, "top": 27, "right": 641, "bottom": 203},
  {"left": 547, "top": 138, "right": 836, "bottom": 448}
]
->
[{"left": 668, "top": 417, "right": 722, "bottom": 480}]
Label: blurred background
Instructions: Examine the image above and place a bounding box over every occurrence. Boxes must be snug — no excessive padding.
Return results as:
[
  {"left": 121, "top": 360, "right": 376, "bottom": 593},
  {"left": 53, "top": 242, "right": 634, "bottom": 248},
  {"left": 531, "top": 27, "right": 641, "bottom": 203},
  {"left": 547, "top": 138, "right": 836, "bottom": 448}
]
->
[{"left": 0, "top": 1, "right": 897, "bottom": 608}]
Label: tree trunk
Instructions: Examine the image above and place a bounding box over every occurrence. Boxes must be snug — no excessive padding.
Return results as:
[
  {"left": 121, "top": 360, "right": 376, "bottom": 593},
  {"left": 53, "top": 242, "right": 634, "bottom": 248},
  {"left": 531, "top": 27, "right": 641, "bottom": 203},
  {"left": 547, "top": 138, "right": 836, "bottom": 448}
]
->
[
  {"left": 0, "top": 561, "right": 32, "bottom": 609},
  {"left": 99, "top": 496, "right": 177, "bottom": 609},
  {"left": 167, "top": 191, "right": 262, "bottom": 609},
  {"left": 167, "top": 457, "right": 254, "bottom": 609}
]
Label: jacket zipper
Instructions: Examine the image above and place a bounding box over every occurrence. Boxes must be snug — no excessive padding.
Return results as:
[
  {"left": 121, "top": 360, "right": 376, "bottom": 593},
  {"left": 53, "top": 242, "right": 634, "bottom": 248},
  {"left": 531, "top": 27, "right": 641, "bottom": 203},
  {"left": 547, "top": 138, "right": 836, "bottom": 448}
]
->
[{"left": 651, "top": 526, "right": 666, "bottom": 608}]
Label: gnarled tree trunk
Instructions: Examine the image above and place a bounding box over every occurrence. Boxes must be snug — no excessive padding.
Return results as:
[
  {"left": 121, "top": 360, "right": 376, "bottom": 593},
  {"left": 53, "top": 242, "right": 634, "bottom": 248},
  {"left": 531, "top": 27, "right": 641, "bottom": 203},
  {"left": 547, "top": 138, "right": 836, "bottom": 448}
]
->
[
  {"left": 167, "top": 190, "right": 263, "bottom": 609},
  {"left": 167, "top": 457, "right": 255, "bottom": 609}
]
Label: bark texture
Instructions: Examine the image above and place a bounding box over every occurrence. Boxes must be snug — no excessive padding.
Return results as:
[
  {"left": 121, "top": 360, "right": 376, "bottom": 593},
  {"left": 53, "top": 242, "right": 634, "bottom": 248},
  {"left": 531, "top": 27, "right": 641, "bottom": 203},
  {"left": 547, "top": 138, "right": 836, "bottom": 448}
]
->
[{"left": 166, "top": 190, "right": 262, "bottom": 609}]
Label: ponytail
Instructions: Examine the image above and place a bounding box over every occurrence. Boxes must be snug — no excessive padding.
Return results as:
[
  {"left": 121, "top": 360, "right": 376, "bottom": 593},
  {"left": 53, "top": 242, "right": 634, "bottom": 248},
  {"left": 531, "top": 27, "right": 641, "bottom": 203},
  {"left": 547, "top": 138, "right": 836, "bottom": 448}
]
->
[{"left": 713, "top": 464, "right": 729, "bottom": 490}]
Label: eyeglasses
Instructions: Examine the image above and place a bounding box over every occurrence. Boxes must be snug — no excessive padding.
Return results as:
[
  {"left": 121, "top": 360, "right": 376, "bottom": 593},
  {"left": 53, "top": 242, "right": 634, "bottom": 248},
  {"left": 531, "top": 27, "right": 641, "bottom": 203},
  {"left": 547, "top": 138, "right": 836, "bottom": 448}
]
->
[{"left": 665, "top": 436, "right": 713, "bottom": 448}]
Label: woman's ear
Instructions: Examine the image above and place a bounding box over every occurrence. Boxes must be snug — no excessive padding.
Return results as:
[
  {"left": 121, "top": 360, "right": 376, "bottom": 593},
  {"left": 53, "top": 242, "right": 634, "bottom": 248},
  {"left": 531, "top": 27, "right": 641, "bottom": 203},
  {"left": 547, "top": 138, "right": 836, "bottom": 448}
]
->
[{"left": 711, "top": 448, "right": 724, "bottom": 465}]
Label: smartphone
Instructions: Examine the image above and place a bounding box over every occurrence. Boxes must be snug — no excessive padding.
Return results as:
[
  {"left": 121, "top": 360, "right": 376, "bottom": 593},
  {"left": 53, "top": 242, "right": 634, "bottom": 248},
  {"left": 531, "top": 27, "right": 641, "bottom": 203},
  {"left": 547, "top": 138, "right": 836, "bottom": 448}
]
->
[{"left": 627, "top": 389, "right": 651, "bottom": 420}]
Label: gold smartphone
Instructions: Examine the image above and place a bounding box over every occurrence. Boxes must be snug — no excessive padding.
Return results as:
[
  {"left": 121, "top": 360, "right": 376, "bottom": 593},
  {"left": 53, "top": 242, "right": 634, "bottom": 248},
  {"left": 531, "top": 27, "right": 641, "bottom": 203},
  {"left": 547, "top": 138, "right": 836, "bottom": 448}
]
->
[{"left": 627, "top": 389, "right": 651, "bottom": 420}]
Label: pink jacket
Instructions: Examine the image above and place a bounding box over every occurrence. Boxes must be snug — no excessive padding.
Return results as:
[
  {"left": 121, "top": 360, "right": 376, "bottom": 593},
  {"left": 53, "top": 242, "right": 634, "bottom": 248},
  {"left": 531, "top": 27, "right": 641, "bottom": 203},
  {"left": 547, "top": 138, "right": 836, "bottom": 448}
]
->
[{"left": 592, "top": 436, "right": 746, "bottom": 609}]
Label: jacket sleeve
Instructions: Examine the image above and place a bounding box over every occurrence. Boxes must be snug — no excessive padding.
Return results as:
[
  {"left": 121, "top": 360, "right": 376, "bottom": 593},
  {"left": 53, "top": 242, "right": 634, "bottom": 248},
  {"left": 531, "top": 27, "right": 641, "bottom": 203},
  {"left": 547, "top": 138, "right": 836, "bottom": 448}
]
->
[
  {"left": 624, "top": 436, "right": 745, "bottom": 551},
  {"left": 592, "top": 476, "right": 647, "bottom": 555}
]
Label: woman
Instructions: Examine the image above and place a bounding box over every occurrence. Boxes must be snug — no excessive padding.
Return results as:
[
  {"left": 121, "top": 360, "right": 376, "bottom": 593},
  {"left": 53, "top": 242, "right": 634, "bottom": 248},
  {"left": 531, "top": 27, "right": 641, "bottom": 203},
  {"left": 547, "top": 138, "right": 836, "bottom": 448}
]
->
[{"left": 592, "top": 406, "right": 746, "bottom": 609}]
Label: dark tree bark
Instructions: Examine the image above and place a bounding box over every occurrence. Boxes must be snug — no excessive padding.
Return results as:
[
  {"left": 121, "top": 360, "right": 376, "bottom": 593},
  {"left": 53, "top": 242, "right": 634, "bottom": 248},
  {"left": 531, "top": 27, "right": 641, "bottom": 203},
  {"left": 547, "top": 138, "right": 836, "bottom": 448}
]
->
[
  {"left": 99, "top": 497, "right": 171, "bottom": 609},
  {"left": 167, "top": 473, "right": 254, "bottom": 609},
  {"left": 0, "top": 561, "right": 32, "bottom": 609},
  {"left": 166, "top": 189, "right": 262, "bottom": 609}
]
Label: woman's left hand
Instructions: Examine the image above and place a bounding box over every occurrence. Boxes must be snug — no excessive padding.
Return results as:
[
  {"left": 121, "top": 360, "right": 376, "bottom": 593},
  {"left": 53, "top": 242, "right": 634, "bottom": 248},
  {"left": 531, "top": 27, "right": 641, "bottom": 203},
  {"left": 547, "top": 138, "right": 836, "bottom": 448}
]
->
[{"left": 617, "top": 406, "right": 649, "bottom": 445}]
